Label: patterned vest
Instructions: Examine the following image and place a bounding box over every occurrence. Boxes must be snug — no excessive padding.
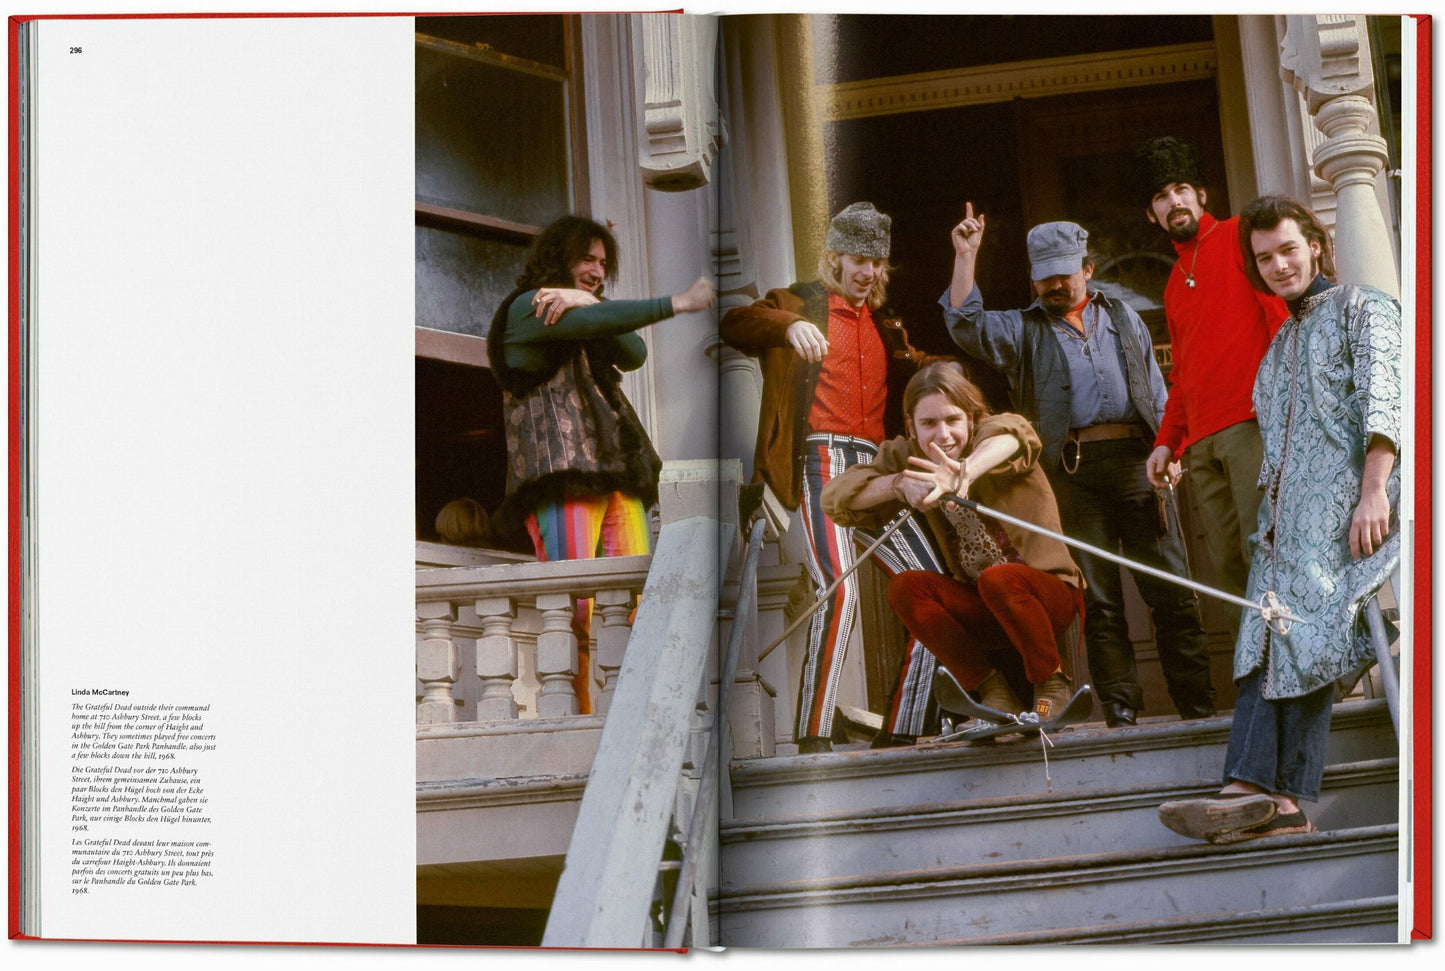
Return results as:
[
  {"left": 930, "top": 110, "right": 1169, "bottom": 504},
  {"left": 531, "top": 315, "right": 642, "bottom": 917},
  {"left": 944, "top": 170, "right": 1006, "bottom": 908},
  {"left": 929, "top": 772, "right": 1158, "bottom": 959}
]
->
[{"left": 495, "top": 345, "right": 662, "bottom": 537}]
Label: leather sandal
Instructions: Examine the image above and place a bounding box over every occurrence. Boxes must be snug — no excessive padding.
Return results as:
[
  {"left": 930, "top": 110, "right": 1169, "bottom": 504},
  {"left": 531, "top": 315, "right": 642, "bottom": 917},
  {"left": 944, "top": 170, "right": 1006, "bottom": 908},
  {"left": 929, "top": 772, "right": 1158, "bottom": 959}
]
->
[{"left": 1158, "top": 791, "right": 1278, "bottom": 841}]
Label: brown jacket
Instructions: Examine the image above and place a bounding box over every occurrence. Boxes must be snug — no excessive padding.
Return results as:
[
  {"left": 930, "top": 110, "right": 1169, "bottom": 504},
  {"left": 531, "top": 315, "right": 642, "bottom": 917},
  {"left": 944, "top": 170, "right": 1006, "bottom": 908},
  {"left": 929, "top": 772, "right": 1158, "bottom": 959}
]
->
[
  {"left": 719, "top": 280, "right": 918, "bottom": 510},
  {"left": 820, "top": 413, "right": 1082, "bottom": 587}
]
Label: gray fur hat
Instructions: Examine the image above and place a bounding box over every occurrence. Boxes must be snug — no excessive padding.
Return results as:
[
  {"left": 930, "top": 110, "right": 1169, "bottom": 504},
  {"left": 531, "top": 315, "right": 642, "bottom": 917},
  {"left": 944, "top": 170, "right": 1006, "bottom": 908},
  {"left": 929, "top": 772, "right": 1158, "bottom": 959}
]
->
[
  {"left": 825, "top": 202, "right": 891, "bottom": 258},
  {"left": 1135, "top": 136, "right": 1204, "bottom": 202}
]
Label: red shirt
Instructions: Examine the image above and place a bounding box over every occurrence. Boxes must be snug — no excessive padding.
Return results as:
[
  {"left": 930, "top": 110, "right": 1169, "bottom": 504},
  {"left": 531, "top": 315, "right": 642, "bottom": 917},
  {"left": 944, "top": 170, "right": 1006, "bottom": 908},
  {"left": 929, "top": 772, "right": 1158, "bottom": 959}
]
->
[
  {"left": 808, "top": 293, "right": 888, "bottom": 441},
  {"left": 1154, "top": 213, "right": 1290, "bottom": 456}
]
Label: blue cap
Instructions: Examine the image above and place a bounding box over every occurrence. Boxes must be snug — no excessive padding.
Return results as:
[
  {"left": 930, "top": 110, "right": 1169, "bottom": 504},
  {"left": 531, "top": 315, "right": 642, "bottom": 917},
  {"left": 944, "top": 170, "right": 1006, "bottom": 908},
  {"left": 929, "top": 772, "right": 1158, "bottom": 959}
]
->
[{"left": 1027, "top": 222, "right": 1089, "bottom": 280}]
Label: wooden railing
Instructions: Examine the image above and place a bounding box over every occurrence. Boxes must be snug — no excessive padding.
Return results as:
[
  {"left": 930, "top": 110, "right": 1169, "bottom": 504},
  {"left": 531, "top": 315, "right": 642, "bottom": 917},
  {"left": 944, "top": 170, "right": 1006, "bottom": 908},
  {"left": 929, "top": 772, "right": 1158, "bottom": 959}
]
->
[
  {"left": 414, "top": 554, "right": 652, "bottom": 724},
  {"left": 540, "top": 514, "right": 729, "bottom": 947}
]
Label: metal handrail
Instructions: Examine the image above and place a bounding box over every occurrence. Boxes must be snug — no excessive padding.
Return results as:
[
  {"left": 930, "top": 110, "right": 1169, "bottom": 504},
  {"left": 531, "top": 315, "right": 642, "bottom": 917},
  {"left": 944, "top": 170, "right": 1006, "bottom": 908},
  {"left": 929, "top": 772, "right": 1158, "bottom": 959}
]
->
[
  {"left": 662, "top": 516, "right": 767, "bottom": 948},
  {"left": 1363, "top": 598, "right": 1400, "bottom": 737}
]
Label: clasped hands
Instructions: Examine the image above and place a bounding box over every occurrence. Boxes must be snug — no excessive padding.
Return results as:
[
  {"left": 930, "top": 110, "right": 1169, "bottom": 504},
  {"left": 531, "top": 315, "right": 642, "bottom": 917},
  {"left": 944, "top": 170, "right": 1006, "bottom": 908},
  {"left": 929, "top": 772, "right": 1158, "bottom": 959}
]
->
[
  {"left": 895, "top": 442, "right": 970, "bottom": 511},
  {"left": 531, "top": 287, "right": 599, "bottom": 325}
]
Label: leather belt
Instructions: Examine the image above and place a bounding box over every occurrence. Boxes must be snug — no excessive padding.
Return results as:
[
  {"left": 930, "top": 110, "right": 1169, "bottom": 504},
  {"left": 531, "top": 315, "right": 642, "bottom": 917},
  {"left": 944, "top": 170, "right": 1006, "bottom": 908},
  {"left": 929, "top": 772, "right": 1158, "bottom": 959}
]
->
[
  {"left": 1069, "top": 422, "right": 1147, "bottom": 444},
  {"left": 1060, "top": 422, "right": 1148, "bottom": 474}
]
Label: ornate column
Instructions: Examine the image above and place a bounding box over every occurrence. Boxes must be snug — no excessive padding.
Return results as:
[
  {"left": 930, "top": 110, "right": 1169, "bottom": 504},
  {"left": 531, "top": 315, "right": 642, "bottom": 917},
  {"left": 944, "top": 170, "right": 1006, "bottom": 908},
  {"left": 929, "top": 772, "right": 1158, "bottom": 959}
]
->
[
  {"left": 1280, "top": 14, "right": 1399, "bottom": 296},
  {"left": 708, "top": 94, "right": 763, "bottom": 479}
]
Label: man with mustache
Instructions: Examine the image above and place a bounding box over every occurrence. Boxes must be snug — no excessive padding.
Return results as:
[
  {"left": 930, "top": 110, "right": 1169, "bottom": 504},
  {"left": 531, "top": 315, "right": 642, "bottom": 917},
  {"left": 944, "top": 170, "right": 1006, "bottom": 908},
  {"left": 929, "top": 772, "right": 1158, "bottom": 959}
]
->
[
  {"left": 941, "top": 211, "right": 1213, "bottom": 728},
  {"left": 1136, "top": 137, "right": 1288, "bottom": 607}
]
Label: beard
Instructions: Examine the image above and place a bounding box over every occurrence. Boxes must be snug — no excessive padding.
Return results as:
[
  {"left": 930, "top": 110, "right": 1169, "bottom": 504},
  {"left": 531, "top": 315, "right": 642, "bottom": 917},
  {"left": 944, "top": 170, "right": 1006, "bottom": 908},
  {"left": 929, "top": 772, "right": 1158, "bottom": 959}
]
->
[{"left": 1164, "top": 208, "right": 1200, "bottom": 242}]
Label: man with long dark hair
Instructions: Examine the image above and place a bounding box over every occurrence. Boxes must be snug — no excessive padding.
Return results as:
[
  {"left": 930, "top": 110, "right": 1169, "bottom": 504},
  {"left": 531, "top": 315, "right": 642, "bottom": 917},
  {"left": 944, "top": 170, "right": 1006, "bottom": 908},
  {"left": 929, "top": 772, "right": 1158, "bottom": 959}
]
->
[
  {"left": 1159, "top": 196, "right": 1401, "bottom": 841},
  {"left": 487, "top": 214, "right": 714, "bottom": 713}
]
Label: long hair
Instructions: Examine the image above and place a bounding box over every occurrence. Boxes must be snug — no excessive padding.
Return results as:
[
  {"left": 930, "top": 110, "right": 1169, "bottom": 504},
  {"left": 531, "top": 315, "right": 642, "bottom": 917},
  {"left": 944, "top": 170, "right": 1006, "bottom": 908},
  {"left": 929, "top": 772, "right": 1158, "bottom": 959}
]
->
[
  {"left": 816, "top": 248, "right": 892, "bottom": 310},
  {"left": 488, "top": 214, "right": 620, "bottom": 396},
  {"left": 1237, "top": 195, "right": 1336, "bottom": 294},
  {"left": 515, "top": 215, "right": 619, "bottom": 294},
  {"left": 903, "top": 360, "right": 991, "bottom": 437}
]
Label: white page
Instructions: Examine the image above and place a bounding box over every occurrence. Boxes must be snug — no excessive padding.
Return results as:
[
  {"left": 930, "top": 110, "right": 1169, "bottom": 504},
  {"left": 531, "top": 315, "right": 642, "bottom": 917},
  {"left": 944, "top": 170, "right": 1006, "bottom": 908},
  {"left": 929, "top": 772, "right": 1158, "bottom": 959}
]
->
[{"left": 29, "top": 15, "right": 416, "bottom": 943}]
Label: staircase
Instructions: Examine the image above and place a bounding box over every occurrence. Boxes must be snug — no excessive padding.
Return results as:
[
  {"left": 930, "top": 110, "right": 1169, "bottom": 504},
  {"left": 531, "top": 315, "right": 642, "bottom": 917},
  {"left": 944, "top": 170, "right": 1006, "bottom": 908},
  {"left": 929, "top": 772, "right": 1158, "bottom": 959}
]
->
[{"left": 716, "top": 699, "right": 1400, "bottom": 945}]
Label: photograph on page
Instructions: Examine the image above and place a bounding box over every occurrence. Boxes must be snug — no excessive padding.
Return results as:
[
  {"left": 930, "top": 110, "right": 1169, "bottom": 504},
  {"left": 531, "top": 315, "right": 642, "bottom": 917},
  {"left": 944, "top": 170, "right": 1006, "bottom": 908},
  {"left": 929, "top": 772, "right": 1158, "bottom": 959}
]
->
[{"left": 404, "top": 9, "right": 1423, "bottom": 948}]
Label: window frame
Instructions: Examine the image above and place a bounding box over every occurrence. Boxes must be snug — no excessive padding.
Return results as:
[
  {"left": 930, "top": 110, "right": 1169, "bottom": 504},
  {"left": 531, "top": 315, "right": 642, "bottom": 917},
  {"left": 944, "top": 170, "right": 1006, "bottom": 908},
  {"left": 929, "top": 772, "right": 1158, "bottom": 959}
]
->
[{"left": 414, "top": 16, "right": 589, "bottom": 366}]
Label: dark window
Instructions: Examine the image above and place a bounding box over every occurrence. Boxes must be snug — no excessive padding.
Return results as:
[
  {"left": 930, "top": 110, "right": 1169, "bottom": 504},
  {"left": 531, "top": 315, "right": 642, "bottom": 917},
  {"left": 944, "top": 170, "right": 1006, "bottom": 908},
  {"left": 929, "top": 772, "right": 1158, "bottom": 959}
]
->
[{"left": 414, "top": 15, "right": 583, "bottom": 547}]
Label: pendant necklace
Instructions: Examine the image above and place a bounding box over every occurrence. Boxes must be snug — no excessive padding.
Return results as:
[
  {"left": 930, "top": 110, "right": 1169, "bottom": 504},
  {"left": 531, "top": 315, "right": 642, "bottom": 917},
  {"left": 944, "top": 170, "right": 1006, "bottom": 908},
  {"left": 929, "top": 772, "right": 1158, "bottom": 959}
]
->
[
  {"left": 1181, "top": 219, "right": 1221, "bottom": 289},
  {"left": 1053, "top": 303, "right": 1098, "bottom": 342}
]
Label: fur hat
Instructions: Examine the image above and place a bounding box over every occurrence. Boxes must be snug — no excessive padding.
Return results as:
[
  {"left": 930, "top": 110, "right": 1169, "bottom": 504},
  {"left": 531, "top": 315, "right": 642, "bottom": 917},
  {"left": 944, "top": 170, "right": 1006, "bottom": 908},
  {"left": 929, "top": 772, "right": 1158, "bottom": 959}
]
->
[
  {"left": 825, "top": 202, "right": 891, "bottom": 258},
  {"left": 1135, "top": 137, "right": 1204, "bottom": 202}
]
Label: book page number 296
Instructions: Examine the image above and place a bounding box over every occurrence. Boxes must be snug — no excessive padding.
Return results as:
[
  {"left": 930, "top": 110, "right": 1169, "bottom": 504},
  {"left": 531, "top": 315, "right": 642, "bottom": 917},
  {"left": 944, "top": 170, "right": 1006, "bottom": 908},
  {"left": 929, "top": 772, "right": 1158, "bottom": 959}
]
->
[{"left": 70, "top": 47, "right": 82, "bottom": 53}]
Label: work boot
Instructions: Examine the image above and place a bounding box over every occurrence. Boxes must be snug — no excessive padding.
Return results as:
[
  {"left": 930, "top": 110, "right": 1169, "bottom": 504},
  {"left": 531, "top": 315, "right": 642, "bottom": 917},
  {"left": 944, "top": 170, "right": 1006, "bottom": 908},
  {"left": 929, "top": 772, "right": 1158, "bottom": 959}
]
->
[
  {"left": 1175, "top": 700, "right": 1217, "bottom": 720},
  {"left": 870, "top": 730, "right": 916, "bottom": 750},
  {"left": 1032, "top": 670, "right": 1072, "bottom": 721},
  {"left": 975, "top": 670, "right": 1022, "bottom": 716}
]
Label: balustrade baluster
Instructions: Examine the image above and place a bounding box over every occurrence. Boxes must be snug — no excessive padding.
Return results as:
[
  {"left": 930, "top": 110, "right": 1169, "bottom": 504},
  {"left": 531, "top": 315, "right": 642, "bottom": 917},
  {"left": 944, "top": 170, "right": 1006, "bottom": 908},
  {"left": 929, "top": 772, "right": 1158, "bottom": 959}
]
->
[
  {"left": 534, "top": 592, "right": 580, "bottom": 717},
  {"left": 594, "top": 588, "right": 634, "bottom": 715},
  {"left": 474, "top": 596, "right": 519, "bottom": 720},
  {"left": 416, "top": 601, "right": 459, "bottom": 724}
]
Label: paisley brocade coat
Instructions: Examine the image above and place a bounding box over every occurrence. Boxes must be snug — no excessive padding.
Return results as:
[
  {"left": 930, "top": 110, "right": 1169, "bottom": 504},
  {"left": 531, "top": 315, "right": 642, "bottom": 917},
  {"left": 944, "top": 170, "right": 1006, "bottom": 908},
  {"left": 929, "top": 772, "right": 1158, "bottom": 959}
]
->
[{"left": 1236, "top": 283, "right": 1403, "bottom": 698}]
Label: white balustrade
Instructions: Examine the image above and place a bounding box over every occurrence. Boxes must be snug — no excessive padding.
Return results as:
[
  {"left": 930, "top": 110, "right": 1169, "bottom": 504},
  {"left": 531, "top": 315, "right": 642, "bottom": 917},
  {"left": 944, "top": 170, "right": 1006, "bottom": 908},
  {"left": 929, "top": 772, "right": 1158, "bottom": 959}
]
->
[{"left": 415, "top": 555, "right": 651, "bottom": 726}]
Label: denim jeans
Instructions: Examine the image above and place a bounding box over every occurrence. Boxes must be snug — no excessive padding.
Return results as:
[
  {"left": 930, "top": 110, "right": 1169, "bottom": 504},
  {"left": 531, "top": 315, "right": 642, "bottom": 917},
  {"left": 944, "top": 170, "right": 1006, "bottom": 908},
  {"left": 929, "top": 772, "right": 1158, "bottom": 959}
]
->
[
  {"left": 1049, "top": 437, "right": 1213, "bottom": 713},
  {"left": 1223, "top": 667, "right": 1335, "bottom": 802}
]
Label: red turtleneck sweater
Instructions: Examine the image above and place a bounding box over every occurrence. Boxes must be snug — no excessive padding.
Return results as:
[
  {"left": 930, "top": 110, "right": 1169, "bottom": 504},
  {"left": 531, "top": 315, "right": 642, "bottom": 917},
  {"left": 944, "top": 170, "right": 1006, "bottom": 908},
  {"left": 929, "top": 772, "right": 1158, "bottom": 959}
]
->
[{"left": 1154, "top": 212, "right": 1289, "bottom": 456}]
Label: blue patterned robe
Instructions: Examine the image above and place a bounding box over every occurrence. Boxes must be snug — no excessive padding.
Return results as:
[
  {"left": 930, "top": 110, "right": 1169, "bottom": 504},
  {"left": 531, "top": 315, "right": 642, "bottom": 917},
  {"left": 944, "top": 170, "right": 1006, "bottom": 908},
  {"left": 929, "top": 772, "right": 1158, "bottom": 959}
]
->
[{"left": 1235, "top": 283, "right": 1403, "bottom": 698}]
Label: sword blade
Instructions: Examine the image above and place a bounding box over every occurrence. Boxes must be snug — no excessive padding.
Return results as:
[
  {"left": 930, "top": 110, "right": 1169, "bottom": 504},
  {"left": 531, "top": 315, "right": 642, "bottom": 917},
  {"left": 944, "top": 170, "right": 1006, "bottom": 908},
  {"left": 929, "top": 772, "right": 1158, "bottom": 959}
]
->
[
  {"left": 943, "top": 493, "right": 1302, "bottom": 626},
  {"left": 756, "top": 507, "right": 915, "bottom": 662}
]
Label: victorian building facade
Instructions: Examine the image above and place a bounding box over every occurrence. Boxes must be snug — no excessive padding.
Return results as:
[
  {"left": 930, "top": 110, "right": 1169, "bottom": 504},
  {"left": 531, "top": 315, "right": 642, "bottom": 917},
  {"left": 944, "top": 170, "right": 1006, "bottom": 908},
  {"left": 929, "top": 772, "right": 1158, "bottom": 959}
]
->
[{"left": 414, "top": 12, "right": 1413, "bottom": 946}]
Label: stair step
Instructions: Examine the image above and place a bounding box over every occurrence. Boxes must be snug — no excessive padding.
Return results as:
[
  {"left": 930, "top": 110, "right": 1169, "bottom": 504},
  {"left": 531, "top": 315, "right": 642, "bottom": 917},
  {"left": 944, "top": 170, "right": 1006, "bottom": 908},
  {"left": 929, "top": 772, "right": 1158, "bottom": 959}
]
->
[
  {"left": 716, "top": 824, "right": 1398, "bottom": 946},
  {"left": 728, "top": 700, "right": 1395, "bottom": 820},
  {"left": 927, "top": 895, "right": 1399, "bottom": 945},
  {"left": 720, "top": 758, "right": 1397, "bottom": 889}
]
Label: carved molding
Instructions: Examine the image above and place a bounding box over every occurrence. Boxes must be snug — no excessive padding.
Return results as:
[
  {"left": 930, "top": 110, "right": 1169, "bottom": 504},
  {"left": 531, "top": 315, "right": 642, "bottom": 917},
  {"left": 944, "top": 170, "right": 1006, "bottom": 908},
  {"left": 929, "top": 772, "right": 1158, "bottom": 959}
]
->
[
  {"left": 639, "top": 14, "right": 727, "bottom": 191},
  {"left": 822, "top": 42, "right": 1217, "bottom": 121},
  {"left": 1279, "top": 16, "right": 1389, "bottom": 199},
  {"left": 1278, "top": 15, "right": 1397, "bottom": 294},
  {"left": 1280, "top": 14, "right": 1375, "bottom": 112}
]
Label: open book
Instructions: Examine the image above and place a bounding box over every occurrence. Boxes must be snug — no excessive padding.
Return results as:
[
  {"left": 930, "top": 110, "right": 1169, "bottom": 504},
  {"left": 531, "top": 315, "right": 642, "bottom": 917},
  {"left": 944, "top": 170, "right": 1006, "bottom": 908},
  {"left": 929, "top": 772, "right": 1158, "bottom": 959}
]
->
[{"left": 9, "top": 8, "right": 1431, "bottom": 953}]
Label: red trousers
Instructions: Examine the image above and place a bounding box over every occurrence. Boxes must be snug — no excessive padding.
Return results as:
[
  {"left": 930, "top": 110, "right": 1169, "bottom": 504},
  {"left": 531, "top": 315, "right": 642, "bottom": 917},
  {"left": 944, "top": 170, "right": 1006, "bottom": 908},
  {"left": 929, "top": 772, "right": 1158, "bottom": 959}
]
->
[{"left": 887, "top": 564, "right": 1081, "bottom": 690}]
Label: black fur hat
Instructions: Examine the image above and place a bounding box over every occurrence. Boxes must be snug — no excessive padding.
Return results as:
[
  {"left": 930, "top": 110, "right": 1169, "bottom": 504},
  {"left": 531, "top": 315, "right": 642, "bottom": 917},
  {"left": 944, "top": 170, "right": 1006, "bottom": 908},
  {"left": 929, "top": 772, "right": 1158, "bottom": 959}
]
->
[{"left": 1135, "top": 137, "right": 1204, "bottom": 203}]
